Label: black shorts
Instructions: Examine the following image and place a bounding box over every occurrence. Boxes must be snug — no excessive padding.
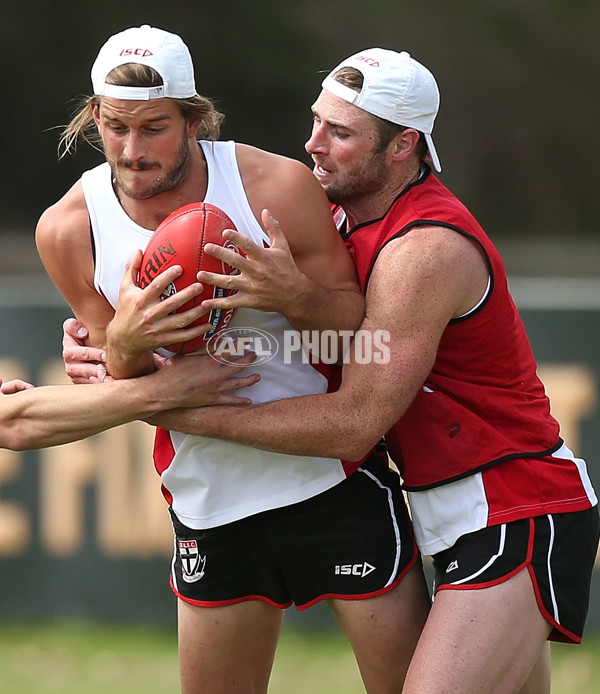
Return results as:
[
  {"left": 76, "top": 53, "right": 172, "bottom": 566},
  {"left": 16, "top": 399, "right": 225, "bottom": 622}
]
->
[
  {"left": 432, "top": 506, "right": 600, "bottom": 643},
  {"left": 169, "top": 454, "right": 419, "bottom": 610}
]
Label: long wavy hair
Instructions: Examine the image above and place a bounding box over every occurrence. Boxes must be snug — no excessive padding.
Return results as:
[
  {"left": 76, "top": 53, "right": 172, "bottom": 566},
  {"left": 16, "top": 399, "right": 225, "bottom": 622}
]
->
[{"left": 58, "top": 63, "right": 225, "bottom": 159}]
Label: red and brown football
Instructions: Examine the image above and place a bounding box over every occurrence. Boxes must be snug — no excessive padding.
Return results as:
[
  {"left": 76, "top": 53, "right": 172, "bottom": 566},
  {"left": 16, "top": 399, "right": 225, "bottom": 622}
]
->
[{"left": 138, "top": 202, "right": 242, "bottom": 353}]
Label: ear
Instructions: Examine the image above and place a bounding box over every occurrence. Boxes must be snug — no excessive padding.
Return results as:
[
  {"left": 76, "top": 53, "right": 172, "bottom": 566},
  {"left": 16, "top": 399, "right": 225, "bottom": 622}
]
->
[
  {"left": 390, "top": 128, "right": 421, "bottom": 162},
  {"left": 91, "top": 102, "right": 101, "bottom": 128},
  {"left": 186, "top": 116, "right": 203, "bottom": 140}
]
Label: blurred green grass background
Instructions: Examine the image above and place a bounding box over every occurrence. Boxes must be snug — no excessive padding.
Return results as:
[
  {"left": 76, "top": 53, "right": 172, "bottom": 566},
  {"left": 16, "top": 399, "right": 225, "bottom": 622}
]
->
[{"left": 0, "top": 622, "right": 598, "bottom": 693}]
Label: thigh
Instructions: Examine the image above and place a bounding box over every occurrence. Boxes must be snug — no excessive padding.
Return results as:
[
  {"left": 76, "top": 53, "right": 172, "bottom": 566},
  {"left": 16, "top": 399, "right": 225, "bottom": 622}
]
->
[
  {"left": 329, "top": 561, "right": 430, "bottom": 694},
  {"left": 178, "top": 598, "right": 284, "bottom": 694},
  {"left": 519, "top": 643, "right": 551, "bottom": 694},
  {"left": 433, "top": 509, "right": 600, "bottom": 644},
  {"left": 404, "top": 568, "right": 552, "bottom": 694}
]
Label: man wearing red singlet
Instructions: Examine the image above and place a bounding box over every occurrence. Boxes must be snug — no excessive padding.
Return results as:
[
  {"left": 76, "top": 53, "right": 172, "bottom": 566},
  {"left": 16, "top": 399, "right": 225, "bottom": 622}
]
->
[
  {"left": 147, "top": 48, "right": 599, "bottom": 694},
  {"left": 63, "top": 46, "right": 599, "bottom": 693}
]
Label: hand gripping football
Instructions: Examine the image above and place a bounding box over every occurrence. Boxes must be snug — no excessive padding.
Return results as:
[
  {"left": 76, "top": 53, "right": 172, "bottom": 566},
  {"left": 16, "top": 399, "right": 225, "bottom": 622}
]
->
[{"left": 138, "top": 202, "right": 242, "bottom": 353}]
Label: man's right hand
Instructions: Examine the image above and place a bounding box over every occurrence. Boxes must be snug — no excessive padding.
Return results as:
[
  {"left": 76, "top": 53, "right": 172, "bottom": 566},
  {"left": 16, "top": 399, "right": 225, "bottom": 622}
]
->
[{"left": 106, "top": 251, "right": 211, "bottom": 376}]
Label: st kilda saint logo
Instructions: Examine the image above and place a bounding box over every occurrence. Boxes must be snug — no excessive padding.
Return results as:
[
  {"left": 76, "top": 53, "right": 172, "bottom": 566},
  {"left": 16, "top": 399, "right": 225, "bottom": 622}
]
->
[{"left": 178, "top": 539, "right": 206, "bottom": 583}]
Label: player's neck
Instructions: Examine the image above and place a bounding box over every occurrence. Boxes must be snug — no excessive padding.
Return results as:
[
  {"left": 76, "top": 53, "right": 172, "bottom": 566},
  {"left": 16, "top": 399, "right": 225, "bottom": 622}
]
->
[{"left": 344, "top": 163, "right": 421, "bottom": 228}]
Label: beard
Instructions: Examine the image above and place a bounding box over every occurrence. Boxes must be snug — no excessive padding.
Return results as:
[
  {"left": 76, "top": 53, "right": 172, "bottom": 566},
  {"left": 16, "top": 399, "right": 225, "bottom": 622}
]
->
[
  {"left": 322, "top": 150, "right": 390, "bottom": 206},
  {"left": 109, "top": 128, "right": 194, "bottom": 200}
]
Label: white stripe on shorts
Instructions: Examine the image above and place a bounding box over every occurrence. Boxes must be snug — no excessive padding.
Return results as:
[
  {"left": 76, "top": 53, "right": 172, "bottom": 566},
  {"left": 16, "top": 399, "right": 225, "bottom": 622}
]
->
[
  {"left": 545, "top": 514, "right": 560, "bottom": 622},
  {"left": 359, "top": 466, "right": 401, "bottom": 587},
  {"left": 449, "top": 524, "right": 507, "bottom": 585}
]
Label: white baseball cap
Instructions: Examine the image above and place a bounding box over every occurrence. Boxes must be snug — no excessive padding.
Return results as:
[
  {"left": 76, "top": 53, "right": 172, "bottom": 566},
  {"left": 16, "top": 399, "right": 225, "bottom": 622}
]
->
[
  {"left": 91, "top": 25, "right": 197, "bottom": 100},
  {"left": 322, "top": 48, "right": 441, "bottom": 172}
]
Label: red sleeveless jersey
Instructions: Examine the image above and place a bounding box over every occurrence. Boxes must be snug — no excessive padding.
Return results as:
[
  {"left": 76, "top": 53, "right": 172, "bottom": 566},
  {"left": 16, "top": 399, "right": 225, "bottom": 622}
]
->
[{"left": 337, "top": 169, "right": 561, "bottom": 490}]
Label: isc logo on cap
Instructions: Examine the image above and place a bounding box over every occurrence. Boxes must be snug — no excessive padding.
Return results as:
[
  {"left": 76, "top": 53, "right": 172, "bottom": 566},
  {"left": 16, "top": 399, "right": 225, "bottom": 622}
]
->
[
  {"left": 356, "top": 55, "right": 380, "bottom": 67},
  {"left": 119, "top": 48, "right": 153, "bottom": 57}
]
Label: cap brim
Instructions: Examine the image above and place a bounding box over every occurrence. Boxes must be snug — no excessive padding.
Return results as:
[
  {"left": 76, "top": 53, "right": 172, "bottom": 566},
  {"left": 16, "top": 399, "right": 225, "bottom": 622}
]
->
[{"left": 425, "top": 133, "right": 442, "bottom": 173}]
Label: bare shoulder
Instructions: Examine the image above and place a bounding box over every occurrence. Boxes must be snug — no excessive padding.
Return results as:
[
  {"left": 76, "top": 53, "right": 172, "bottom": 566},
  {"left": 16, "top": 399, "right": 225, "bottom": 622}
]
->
[
  {"left": 35, "top": 178, "right": 102, "bottom": 325},
  {"left": 375, "top": 225, "right": 486, "bottom": 277},
  {"left": 372, "top": 224, "right": 489, "bottom": 321},
  {"left": 234, "top": 143, "right": 327, "bottom": 219},
  {"left": 36, "top": 179, "right": 92, "bottom": 258},
  {"left": 235, "top": 142, "right": 312, "bottom": 180},
  {"left": 36, "top": 178, "right": 114, "bottom": 347}
]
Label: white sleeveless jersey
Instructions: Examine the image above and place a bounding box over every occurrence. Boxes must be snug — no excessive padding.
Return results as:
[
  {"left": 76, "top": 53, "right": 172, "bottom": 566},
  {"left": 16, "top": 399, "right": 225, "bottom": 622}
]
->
[{"left": 81, "top": 140, "right": 348, "bottom": 529}]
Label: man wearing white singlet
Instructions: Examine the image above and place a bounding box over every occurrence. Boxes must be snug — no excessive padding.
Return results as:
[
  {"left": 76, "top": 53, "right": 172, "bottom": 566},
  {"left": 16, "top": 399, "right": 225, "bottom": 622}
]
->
[{"left": 39, "top": 26, "right": 430, "bottom": 694}]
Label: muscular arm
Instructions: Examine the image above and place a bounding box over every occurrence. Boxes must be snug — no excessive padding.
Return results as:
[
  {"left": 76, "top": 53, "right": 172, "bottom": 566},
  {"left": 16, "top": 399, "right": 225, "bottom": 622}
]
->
[
  {"left": 150, "top": 228, "right": 489, "bottom": 456},
  {"left": 37, "top": 185, "right": 208, "bottom": 380},
  {"left": 36, "top": 181, "right": 117, "bottom": 351}
]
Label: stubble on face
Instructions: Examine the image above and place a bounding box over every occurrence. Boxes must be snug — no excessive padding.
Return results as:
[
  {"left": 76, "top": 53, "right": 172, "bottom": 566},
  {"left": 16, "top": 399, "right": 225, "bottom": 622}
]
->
[
  {"left": 109, "top": 125, "right": 194, "bottom": 200},
  {"left": 322, "top": 147, "right": 390, "bottom": 207}
]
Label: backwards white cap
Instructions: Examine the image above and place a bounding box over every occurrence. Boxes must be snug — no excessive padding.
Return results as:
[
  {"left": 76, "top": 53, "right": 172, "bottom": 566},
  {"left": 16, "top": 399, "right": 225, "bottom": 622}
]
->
[
  {"left": 91, "top": 25, "right": 197, "bottom": 100},
  {"left": 322, "top": 48, "right": 441, "bottom": 172}
]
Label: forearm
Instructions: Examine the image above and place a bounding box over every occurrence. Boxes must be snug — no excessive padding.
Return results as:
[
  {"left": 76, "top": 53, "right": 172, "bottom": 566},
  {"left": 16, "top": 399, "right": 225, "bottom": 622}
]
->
[
  {"left": 149, "top": 391, "right": 379, "bottom": 462},
  {"left": 0, "top": 380, "right": 161, "bottom": 451}
]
